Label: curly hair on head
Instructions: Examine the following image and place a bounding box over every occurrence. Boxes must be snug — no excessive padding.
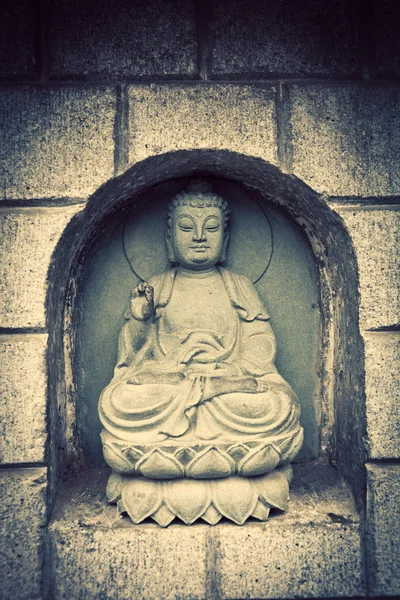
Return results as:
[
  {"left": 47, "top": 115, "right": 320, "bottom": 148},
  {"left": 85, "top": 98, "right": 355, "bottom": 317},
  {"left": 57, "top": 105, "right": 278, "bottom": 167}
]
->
[{"left": 167, "top": 180, "right": 230, "bottom": 230}]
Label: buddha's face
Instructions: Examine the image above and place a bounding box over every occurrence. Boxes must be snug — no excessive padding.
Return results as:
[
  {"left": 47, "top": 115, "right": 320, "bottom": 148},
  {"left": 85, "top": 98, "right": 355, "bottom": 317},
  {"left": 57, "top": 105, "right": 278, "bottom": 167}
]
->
[{"left": 171, "top": 204, "right": 226, "bottom": 271}]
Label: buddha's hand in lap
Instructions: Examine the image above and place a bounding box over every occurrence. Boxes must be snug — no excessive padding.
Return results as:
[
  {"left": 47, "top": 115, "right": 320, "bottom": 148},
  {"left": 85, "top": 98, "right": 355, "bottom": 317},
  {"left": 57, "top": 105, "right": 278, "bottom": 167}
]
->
[{"left": 130, "top": 281, "right": 154, "bottom": 321}]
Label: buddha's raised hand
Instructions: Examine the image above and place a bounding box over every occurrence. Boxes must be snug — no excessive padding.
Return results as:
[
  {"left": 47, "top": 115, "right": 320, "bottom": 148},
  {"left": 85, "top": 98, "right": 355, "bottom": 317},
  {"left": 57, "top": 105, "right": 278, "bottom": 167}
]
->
[{"left": 130, "top": 281, "right": 154, "bottom": 321}]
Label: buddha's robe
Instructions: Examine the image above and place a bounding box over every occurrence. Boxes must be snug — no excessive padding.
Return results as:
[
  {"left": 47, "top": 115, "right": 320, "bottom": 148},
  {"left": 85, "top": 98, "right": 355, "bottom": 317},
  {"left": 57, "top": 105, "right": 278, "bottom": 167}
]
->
[{"left": 99, "top": 268, "right": 302, "bottom": 447}]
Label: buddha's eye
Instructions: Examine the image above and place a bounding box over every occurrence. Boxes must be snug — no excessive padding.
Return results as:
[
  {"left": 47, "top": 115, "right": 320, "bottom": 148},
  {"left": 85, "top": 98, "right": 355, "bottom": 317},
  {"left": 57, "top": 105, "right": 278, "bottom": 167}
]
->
[
  {"left": 177, "top": 218, "right": 194, "bottom": 232},
  {"left": 204, "top": 218, "right": 221, "bottom": 232},
  {"left": 205, "top": 225, "right": 220, "bottom": 232}
]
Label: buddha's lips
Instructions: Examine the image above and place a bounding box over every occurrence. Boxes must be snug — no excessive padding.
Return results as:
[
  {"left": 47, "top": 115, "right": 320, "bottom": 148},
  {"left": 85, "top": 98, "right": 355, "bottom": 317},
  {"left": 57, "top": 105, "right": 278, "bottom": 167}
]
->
[{"left": 190, "top": 245, "right": 209, "bottom": 251}]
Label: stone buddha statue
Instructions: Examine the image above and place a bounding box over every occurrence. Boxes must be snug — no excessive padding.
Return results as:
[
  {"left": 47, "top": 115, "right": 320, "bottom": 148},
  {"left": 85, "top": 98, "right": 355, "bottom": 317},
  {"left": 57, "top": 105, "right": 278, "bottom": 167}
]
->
[{"left": 99, "top": 182, "right": 303, "bottom": 526}]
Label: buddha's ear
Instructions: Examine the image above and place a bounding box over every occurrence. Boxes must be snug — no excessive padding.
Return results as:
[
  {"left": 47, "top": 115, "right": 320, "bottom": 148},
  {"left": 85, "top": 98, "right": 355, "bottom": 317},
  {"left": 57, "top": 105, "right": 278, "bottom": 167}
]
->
[
  {"left": 219, "top": 231, "right": 229, "bottom": 263},
  {"left": 166, "top": 233, "right": 177, "bottom": 263}
]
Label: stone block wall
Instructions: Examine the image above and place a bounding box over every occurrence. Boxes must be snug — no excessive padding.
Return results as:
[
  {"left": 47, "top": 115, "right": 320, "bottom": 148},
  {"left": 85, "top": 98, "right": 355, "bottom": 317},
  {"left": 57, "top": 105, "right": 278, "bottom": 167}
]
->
[{"left": 0, "top": 1, "right": 399, "bottom": 599}]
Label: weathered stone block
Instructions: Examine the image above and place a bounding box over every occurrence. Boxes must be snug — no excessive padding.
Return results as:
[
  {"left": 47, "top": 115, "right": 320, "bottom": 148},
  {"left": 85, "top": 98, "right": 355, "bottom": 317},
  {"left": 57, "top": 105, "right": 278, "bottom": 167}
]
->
[
  {"left": 363, "top": 333, "right": 400, "bottom": 459},
  {"left": 129, "top": 84, "right": 278, "bottom": 165},
  {"left": 211, "top": 0, "right": 360, "bottom": 77},
  {"left": 0, "top": 206, "right": 81, "bottom": 329},
  {"left": 288, "top": 84, "right": 400, "bottom": 196},
  {"left": 214, "top": 521, "right": 363, "bottom": 599},
  {"left": 338, "top": 208, "right": 400, "bottom": 330},
  {"left": 50, "top": 524, "right": 208, "bottom": 600},
  {"left": 371, "top": 0, "right": 400, "bottom": 76},
  {"left": 50, "top": 464, "right": 363, "bottom": 599},
  {"left": 0, "top": 87, "right": 116, "bottom": 200},
  {"left": 47, "top": 0, "right": 197, "bottom": 78},
  {"left": 0, "top": 0, "right": 37, "bottom": 77},
  {"left": 0, "top": 334, "right": 48, "bottom": 464},
  {"left": 0, "top": 468, "right": 47, "bottom": 600},
  {"left": 367, "top": 464, "right": 400, "bottom": 596}
]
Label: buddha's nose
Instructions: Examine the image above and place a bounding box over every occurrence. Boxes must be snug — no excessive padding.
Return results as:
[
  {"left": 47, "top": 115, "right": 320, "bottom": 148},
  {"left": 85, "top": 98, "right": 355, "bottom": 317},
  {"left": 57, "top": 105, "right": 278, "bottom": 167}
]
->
[{"left": 193, "top": 230, "right": 206, "bottom": 242}]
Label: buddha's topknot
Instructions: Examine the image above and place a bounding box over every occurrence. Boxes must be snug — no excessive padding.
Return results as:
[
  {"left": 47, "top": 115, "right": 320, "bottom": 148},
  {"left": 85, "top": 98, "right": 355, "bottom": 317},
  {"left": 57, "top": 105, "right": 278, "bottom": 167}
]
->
[{"left": 168, "top": 180, "right": 230, "bottom": 229}]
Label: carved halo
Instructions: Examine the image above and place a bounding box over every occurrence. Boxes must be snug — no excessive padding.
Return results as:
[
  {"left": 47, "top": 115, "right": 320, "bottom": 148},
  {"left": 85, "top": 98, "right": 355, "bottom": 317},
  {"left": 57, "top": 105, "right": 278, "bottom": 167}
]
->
[{"left": 123, "top": 183, "right": 273, "bottom": 283}]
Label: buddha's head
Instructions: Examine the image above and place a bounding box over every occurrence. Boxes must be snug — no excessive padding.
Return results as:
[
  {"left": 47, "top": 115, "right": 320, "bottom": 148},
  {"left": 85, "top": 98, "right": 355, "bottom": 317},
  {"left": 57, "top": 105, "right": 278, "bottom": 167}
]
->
[{"left": 166, "top": 181, "right": 230, "bottom": 271}]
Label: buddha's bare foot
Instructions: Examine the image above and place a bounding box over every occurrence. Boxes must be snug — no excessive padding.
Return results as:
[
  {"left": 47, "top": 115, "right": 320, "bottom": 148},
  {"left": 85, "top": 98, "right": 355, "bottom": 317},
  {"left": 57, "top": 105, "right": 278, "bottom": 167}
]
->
[
  {"left": 256, "top": 380, "right": 271, "bottom": 393},
  {"left": 201, "top": 376, "right": 268, "bottom": 400},
  {"left": 127, "top": 372, "right": 184, "bottom": 385}
]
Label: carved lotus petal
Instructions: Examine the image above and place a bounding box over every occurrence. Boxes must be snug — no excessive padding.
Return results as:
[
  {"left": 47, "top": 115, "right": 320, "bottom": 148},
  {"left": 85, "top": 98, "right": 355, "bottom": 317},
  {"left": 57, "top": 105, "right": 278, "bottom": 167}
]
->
[
  {"left": 174, "top": 447, "right": 196, "bottom": 466},
  {"left": 136, "top": 449, "right": 185, "bottom": 479},
  {"left": 227, "top": 443, "right": 250, "bottom": 462},
  {"left": 124, "top": 447, "right": 144, "bottom": 464},
  {"left": 152, "top": 504, "right": 176, "bottom": 527},
  {"left": 202, "top": 504, "right": 222, "bottom": 525},
  {"left": 121, "top": 478, "right": 162, "bottom": 523},
  {"left": 279, "top": 464, "right": 293, "bottom": 485},
  {"left": 213, "top": 477, "right": 258, "bottom": 525},
  {"left": 251, "top": 500, "right": 271, "bottom": 521},
  {"left": 186, "top": 447, "right": 235, "bottom": 479},
  {"left": 106, "top": 472, "right": 125, "bottom": 503},
  {"left": 163, "top": 479, "right": 211, "bottom": 524},
  {"left": 256, "top": 470, "right": 290, "bottom": 511},
  {"left": 103, "top": 442, "right": 136, "bottom": 474},
  {"left": 237, "top": 444, "right": 281, "bottom": 476}
]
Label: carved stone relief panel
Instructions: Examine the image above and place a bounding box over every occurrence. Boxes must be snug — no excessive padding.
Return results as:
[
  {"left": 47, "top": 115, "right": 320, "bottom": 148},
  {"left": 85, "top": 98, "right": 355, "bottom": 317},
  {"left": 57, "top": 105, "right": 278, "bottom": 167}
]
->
[{"left": 76, "top": 178, "right": 320, "bottom": 525}]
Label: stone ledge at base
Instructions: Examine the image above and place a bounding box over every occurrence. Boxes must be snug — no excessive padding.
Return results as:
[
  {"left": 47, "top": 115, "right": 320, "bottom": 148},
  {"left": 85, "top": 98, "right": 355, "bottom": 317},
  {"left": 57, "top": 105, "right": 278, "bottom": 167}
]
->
[{"left": 48, "top": 461, "right": 364, "bottom": 600}]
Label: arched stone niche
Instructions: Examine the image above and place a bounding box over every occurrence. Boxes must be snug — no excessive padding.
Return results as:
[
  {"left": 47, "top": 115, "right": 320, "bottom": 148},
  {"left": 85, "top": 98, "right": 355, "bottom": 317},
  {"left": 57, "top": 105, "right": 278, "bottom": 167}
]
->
[{"left": 46, "top": 149, "right": 366, "bottom": 511}]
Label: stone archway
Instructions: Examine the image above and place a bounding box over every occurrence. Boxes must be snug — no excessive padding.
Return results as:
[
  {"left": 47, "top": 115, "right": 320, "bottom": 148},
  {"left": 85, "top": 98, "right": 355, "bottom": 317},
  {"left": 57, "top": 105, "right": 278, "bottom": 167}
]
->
[{"left": 46, "top": 148, "right": 366, "bottom": 512}]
